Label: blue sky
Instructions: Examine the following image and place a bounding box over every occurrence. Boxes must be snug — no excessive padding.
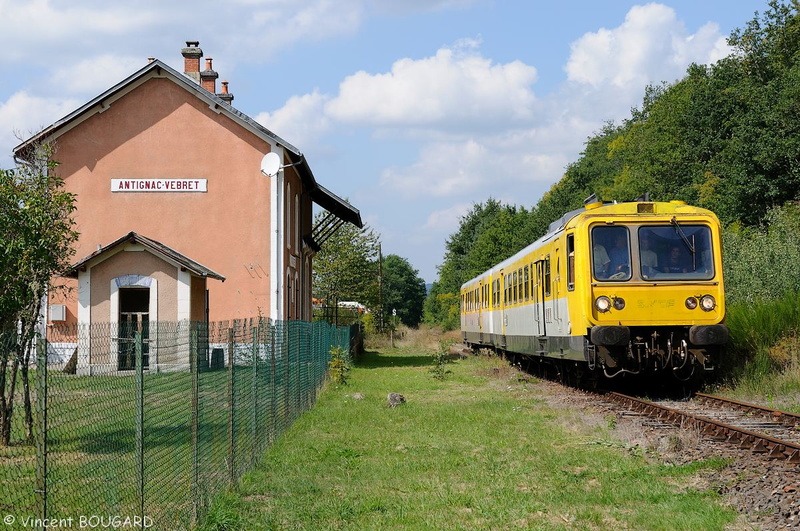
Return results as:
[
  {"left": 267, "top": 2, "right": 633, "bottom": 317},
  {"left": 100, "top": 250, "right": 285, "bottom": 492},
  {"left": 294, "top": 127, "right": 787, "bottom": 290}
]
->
[{"left": 0, "top": 0, "right": 769, "bottom": 283}]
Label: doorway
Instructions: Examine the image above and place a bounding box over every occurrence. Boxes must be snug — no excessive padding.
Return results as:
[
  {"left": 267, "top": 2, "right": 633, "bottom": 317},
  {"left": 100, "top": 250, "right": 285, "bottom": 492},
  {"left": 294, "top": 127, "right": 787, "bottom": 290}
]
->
[{"left": 118, "top": 288, "right": 150, "bottom": 370}]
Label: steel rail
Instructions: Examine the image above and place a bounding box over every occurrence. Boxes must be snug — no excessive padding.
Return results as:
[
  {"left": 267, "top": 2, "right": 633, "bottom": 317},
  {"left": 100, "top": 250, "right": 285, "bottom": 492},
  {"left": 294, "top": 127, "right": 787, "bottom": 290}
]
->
[
  {"left": 607, "top": 392, "right": 800, "bottom": 465},
  {"left": 694, "top": 393, "right": 800, "bottom": 427}
]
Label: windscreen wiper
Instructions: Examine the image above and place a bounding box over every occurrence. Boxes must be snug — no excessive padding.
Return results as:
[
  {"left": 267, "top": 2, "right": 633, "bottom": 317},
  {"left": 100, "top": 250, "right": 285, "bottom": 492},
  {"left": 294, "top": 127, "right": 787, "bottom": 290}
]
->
[{"left": 671, "top": 216, "right": 696, "bottom": 270}]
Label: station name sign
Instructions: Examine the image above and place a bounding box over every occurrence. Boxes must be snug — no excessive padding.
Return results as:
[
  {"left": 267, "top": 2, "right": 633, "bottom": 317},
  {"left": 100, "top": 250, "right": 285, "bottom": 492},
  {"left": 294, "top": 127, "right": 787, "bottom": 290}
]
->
[{"left": 111, "top": 179, "right": 207, "bottom": 192}]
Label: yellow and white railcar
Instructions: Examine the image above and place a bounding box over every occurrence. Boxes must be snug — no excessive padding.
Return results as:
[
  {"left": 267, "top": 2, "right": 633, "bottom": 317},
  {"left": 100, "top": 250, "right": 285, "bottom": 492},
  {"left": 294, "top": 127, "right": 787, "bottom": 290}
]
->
[{"left": 460, "top": 200, "right": 728, "bottom": 381}]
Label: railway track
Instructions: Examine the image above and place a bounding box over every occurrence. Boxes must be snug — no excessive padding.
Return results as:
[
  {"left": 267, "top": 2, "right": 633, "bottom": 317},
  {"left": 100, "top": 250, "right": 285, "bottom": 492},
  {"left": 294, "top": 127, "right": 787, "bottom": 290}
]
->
[{"left": 607, "top": 392, "right": 800, "bottom": 465}]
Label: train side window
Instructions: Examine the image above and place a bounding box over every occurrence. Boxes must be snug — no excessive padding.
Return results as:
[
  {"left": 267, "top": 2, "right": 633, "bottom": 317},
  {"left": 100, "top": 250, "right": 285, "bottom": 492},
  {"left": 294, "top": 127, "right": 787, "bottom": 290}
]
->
[
  {"left": 523, "top": 266, "right": 529, "bottom": 300},
  {"left": 567, "top": 234, "right": 575, "bottom": 291},
  {"left": 544, "top": 256, "right": 551, "bottom": 296},
  {"left": 511, "top": 271, "right": 517, "bottom": 303},
  {"left": 530, "top": 263, "right": 535, "bottom": 296}
]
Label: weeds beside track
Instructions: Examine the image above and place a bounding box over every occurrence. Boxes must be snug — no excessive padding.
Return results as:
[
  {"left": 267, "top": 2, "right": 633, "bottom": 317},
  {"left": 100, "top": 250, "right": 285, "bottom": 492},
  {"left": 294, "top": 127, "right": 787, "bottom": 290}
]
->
[{"left": 202, "top": 345, "right": 737, "bottom": 531}]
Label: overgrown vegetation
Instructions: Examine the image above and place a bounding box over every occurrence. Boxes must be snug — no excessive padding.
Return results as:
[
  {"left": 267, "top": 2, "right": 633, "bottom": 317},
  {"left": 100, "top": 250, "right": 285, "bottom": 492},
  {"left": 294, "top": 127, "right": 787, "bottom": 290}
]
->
[
  {"left": 423, "top": 1, "right": 800, "bottom": 397},
  {"left": 328, "top": 345, "right": 351, "bottom": 385},
  {"left": 206, "top": 339, "right": 736, "bottom": 530},
  {"left": 429, "top": 339, "right": 454, "bottom": 380},
  {"left": 0, "top": 143, "right": 77, "bottom": 446}
]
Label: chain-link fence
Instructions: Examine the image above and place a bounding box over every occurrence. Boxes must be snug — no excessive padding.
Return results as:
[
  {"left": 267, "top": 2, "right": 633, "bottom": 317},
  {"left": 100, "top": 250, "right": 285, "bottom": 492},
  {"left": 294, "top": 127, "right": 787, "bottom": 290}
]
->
[{"left": 0, "top": 319, "right": 355, "bottom": 531}]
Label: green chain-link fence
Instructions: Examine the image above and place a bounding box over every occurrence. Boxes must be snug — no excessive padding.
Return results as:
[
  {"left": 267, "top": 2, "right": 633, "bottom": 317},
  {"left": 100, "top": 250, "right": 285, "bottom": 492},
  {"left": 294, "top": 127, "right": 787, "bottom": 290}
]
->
[{"left": 0, "top": 319, "right": 355, "bottom": 530}]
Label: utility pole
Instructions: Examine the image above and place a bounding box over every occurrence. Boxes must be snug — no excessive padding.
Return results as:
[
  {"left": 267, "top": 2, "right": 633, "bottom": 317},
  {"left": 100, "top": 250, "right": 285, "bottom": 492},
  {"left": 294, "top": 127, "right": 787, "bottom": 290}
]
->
[{"left": 378, "top": 243, "right": 383, "bottom": 331}]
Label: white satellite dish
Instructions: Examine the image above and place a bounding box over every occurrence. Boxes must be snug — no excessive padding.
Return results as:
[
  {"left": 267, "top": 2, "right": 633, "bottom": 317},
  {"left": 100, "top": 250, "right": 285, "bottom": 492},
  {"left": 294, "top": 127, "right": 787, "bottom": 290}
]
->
[{"left": 260, "top": 152, "right": 282, "bottom": 178}]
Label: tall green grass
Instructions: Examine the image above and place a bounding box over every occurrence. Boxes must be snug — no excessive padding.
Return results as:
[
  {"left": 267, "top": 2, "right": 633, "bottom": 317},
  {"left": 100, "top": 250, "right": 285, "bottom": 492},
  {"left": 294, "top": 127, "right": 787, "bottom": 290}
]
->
[
  {"left": 718, "top": 293, "right": 800, "bottom": 409},
  {"left": 200, "top": 346, "right": 735, "bottom": 531},
  {"left": 719, "top": 204, "right": 800, "bottom": 407}
]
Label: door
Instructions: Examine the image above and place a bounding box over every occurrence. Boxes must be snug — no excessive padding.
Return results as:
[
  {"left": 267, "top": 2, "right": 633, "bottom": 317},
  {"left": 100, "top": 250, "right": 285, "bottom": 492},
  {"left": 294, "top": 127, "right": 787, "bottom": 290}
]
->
[
  {"left": 118, "top": 288, "right": 150, "bottom": 370},
  {"left": 534, "top": 259, "right": 547, "bottom": 337},
  {"left": 478, "top": 281, "right": 484, "bottom": 342}
]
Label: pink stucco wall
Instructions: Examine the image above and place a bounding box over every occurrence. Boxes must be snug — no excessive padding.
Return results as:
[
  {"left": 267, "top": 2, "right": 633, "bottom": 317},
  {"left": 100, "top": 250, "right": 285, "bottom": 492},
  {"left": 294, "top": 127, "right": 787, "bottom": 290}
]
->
[{"left": 52, "top": 77, "right": 272, "bottom": 322}]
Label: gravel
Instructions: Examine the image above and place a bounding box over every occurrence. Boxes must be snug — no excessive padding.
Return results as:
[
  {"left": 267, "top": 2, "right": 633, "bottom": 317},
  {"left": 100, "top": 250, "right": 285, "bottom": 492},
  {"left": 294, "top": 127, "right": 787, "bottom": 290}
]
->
[{"left": 536, "top": 380, "right": 800, "bottom": 530}]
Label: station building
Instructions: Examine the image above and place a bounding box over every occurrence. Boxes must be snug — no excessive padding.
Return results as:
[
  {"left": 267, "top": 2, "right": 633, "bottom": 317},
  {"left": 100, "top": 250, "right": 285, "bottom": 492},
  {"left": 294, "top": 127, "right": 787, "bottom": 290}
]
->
[{"left": 13, "top": 42, "right": 361, "bottom": 372}]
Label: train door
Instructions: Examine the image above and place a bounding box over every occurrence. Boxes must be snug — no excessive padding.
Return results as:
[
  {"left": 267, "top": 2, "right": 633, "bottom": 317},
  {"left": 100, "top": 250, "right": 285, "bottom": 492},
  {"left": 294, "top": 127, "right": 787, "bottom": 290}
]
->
[
  {"left": 478, "top": 280, "right": 484, "bottom": 343},
  {"left": 533, "top": 259, "right": 547, "bottom": 337},
  {"left": 487, "top": 275, "right": 495, "bottom": 341},
  {"left": 553, "top": 244, "right": 561, "bottom": 332},
  {"left": 499, "top": 270, "right": 507, "bottom": 348},
  {"left": 535, "top": 257, "right": 550, "bottom": 355}
]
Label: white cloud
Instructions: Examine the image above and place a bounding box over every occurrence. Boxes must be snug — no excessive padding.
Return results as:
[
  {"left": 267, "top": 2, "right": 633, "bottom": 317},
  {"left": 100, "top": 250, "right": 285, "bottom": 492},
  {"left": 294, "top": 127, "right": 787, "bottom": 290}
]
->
[
  {"left": 380, "top": 139, "right": 490, "bottom": 198},
  {"left": 254, "top": 89, "right": 331, "bottom": 148},
  {"left": 0, "top": 91, "right": 80, "bottom": 166},
  {"left": 0, "top": 0, "right": 364, "bottom": 72},
  {"left": 423, "top": 202, "right": 472, "bottom": 233},
  {"left": 51, "top": 55, "right": 147, "bottom": 95},
  {"left": 0, "top": 0, "right": 157, "bottom": 63},
  {"left": 565, "top": 3, "right": 731, "bottom": 89},
  {"left": 325, "top": 42, "right": 538, "bottom": 129}
]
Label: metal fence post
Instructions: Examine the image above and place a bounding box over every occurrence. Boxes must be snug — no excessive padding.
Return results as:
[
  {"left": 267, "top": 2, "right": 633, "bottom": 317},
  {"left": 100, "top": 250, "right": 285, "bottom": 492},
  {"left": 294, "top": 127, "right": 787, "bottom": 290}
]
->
[
  {"left": 296, "top": 323, "right": 301, "bottom": 412},
  {"left": 35, "top": 335, "right": 48, "bottom": 523},
  {"left": 135, "top": 330, "right": 144, "bottom": 520},
  {"left": 251, "top": 325, "right": 258, "bottom": 467},
  {"left": 227, "top": 326, "right": 235, "bottom": 488},
  {"left": 284, "top": 323, "right": 290, "bottom": 422},
  {"left": 270, "top": 321, "right": 277, "bottom": 442},
  {"left": 190, "top": 327, "right": 199, "bottom": 527}
]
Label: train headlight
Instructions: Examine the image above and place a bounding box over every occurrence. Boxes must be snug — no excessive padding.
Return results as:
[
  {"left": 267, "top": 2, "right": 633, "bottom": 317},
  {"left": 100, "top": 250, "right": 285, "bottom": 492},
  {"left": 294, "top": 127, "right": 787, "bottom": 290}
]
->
[
  {"left": 595, "top": 296, "right": 612, "bottom": 313},
  {"left": 685, "top": 297, "right": 698, "bottom": 310},
  {"left": 700, "top": 295, "right": 716, "bottom": 311},
  {"left": 613, "top": 297, "right": 625, "bottom": 310}
]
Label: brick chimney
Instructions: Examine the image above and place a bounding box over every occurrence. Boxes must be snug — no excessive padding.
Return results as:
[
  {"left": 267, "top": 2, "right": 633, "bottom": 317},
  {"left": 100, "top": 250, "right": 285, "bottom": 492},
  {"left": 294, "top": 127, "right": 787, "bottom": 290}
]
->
[
  {"left": 181, "top": 41, "right": 203, "bottom": 83},
  {"left": 217, "top": 80, "right": 234, "bottom": 104},
  {"left": 200, "top": 58, "right": 218, "bottom": 94}
]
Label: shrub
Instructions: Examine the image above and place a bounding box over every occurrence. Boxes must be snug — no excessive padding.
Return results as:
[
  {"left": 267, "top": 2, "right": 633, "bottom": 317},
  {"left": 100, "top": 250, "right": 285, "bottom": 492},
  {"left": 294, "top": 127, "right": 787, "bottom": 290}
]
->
[
  {"left": 430, "top": 339, "right": 454, "bottom": 380},
  {"left": 329, "top": 345, "right": 350, "bottom": 385},
  {"left": 723, "top": 203, "right": 800, "bottom": 305}
]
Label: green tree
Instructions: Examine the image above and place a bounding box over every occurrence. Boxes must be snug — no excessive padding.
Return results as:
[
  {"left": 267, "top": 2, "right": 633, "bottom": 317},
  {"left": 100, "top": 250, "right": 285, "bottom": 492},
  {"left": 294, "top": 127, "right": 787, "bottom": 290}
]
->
[
  {"left": 382, "top": 254, "right": 426, "bottom": 327},
  {"left": 425, "top": 199, "right": 539, "bottom": 329},
  {"left": 422, "top": 282, "right": 460, "bottom": 331},
  {"left": 0, "top": 146, "right": 78, "bottom": 445},
  {"left": 436, "top": 198, "right": 505, "bottom": 295},
  {"left": 312, "top": 212, "right": 380, "bottom": 323}
]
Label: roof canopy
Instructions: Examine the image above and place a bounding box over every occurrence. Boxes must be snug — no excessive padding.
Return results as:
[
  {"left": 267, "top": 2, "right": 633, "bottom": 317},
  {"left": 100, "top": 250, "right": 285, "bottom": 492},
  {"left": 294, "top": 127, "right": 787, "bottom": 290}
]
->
[{"left": 65, "top": 231, "right": 225, "bottom": 281}]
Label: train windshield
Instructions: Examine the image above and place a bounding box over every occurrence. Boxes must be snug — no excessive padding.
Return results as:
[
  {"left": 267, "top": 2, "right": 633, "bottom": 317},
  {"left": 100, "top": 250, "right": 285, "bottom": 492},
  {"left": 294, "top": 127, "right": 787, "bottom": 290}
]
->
[
  {"left": 638, "top": 224, "right": 714, "bottom": 280},
  {"left": 591, "top": 226, "right": 631, "bottom": 281}
]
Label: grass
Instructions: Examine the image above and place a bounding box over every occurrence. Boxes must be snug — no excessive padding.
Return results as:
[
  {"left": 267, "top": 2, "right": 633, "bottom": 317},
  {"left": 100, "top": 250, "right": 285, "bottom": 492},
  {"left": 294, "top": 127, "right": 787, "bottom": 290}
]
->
[
  {"left": 712, "top": 292, "right": 800, "bottom": 412},
  {"left": 1, "top": 358, "right": 326, "bottom": 531},
  {"left": 202, "top": 341, "right": 736, "bottom": 531}
]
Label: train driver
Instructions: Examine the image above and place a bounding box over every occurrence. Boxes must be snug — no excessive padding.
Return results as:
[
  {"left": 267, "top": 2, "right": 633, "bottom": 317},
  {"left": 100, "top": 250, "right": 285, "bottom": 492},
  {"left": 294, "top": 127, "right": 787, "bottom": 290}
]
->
[
  {"left": 593, "top": 243, "right": 610, "bottom": 279},
  {"left": 664, "top": 245, "right": 689, "bottom": 274},
  {"left": 608, "top": 234, "right": 630, "bottom": 275},
  {"left": 640, "top": 236, "right": 658, "bottom": 277}
]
